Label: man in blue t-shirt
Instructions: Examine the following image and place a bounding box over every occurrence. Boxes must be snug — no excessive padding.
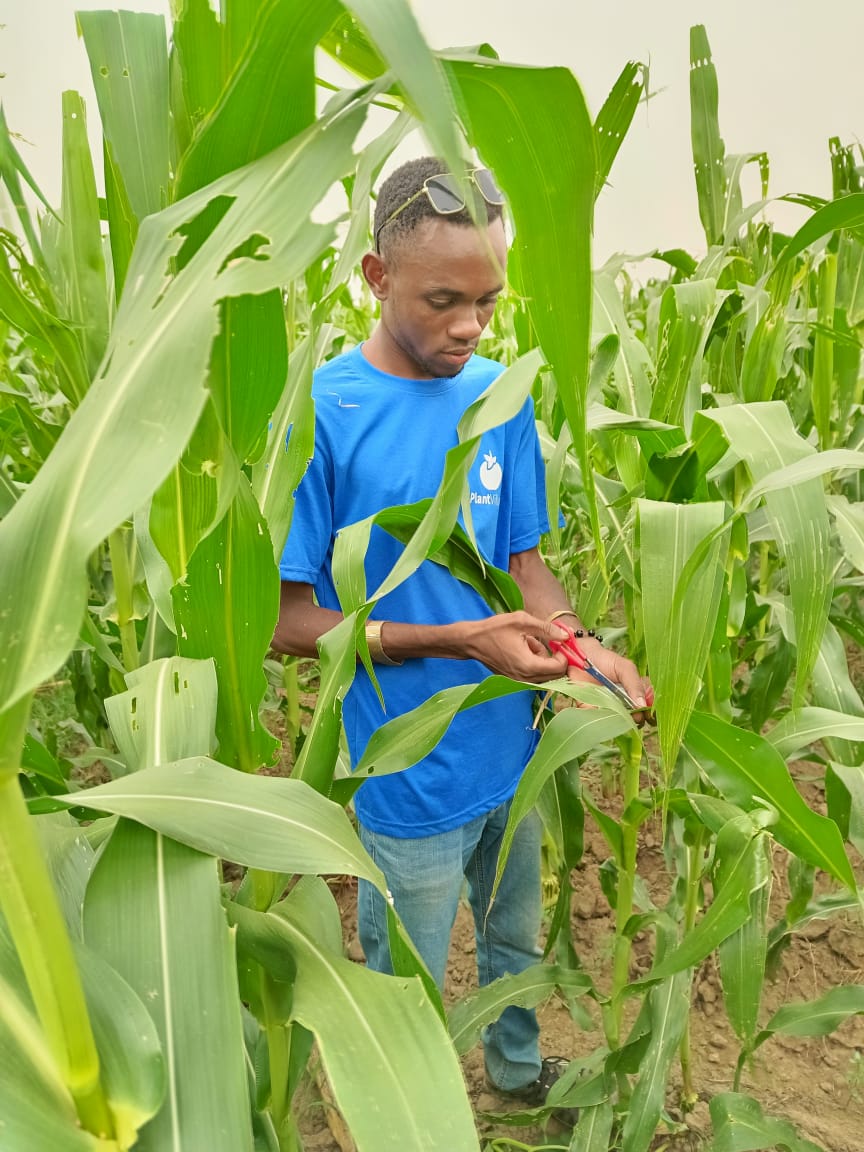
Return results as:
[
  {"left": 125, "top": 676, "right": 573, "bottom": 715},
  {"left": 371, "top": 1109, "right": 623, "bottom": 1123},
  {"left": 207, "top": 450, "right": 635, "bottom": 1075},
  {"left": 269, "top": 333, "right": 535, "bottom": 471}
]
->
[{"left": 275, "top": 157, "right": 650, "bottom": 1109}]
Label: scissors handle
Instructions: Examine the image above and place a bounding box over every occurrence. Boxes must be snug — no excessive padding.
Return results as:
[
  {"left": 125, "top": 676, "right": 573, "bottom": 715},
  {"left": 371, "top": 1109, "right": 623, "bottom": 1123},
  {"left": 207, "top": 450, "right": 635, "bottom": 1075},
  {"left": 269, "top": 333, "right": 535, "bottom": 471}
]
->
[{"left": 550, "top": 630, "right": 640, "bottom": 711}]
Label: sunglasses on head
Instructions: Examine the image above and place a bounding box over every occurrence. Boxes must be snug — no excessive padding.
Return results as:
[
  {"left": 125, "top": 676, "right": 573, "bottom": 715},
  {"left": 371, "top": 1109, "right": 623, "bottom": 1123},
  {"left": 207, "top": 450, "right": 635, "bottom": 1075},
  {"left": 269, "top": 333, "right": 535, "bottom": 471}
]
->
[{"left": 374, "top": 167, "right": 505, "bottom": 251}]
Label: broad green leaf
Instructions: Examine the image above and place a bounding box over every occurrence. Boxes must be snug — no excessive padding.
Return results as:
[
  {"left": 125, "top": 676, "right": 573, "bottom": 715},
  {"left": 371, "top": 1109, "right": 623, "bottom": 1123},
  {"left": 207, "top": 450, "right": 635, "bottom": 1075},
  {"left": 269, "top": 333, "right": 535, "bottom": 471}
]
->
[
  {"left": 170, "top": 0, "right": 224, "bottom": 152},
  {"left": 593, "top": 271, "right": 654, "bottom": 416},
  {"left": 827, "top": 494, "right": 864, "bottom": 572},
  {"left": 826, "top": 761, "right": 864, "bottom": 857},
  {"left": 689, "top": 25, "right": 727, "bottom": 247},
  {"left": 57, "top": 91, "right": 108, "bottom": 382},
  {"left": 229, "top": 879, "right": 480, "bottom": 1152},
  {"left": 638, "top": 499, "right": 729, "bottom": 773},
  {"left": 493, "top": 707, "right": 634, "bottom": 900},
  {"left": 719, "top": 877, "right": 769, "bottom": 1049},
  {"left": 0, "top": 97, "right": 366, "bottom": 715},
  {"left": 447, "top": 56, "right": 602, "bottom": 566},
  {"left": 746, "top": 448, "right": 864, "bottom": 502},
  {"left": 448, "top": 963, "right": 596, "bottom": 1055},
  {"left": 651, "top": 279, "right": 715, "bottom": 428},
  {"left": 620, "top": 972, "right": 690, "bottom": 1152},
  {"left": 292, "top": 613, "right": 359, "bottom": 796},
  {"left": 766, "top": 707, "right": 864, "bottom": 761},
  {"left": 756, "top": 984, "right": 864, "bottom": 1051},
  {"left": 766, "top": 597, "right": 864, "bottom": 766},
  {"left": 174, "top": 476, "right": 280, "bottom": 772},
  {"left": 685, "top": 711, "right": 856, "bottom": 889},
  {"left": 706, "top": 403, "right": 832, "bottom": 703},
  {"left": 103, "top": 657, "right": 217, "bottom": 774},
  {"left": 78, "top": 12, "right": 170, "bottom": 223},
  {"left": 59, "top": 758, "right": 384, "bottom": 886},
  {"left": 347, "top": 0, "right": 464, "bottom": 185},
  {"left": 569, "top": 1100, "right": 614, "bottom": 1152},
  {"left": 78, "top": 945, "right": 165, "bottom": 1148},
  {"left": 251, "top": 334, "right": 315, "bottom": 562},
  {"left": 709, "top": 1092, "right": 824, "bottom": 1152},
  {"left": 176, "top": 0, "right": 342, "bottom": 195},
  {"left": 638, "top": 818, "right": 769, "bottom": 984},
  {"left": 773, "top": 191, "right": 864, "bottom": 273},
  {"left": 84, "top": 820, "right": 252, "bottom": 1152},
  {"left": 594, "top": 61, "right": 646, "bottom": 197}
]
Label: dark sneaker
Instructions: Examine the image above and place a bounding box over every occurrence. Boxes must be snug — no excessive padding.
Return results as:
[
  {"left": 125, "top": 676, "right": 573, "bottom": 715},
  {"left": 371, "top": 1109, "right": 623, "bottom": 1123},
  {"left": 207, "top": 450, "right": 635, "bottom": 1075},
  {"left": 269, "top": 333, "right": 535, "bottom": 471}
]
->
[{"left": 496, "top": 1056, "right": 580, "bottom": 1127}]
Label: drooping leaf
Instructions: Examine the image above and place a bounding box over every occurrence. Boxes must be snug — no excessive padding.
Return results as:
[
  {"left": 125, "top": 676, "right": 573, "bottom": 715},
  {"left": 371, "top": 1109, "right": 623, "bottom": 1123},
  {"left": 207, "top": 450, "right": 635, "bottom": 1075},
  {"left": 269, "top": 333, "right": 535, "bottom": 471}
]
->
[
  {"left": 709, "top": 1092, "right": 825, "bottom": 1152},
  {"left": 229, "top": 879, "right": 480, "bottom": 1152},
  {"left": 685, "top": 711, "right": 856, "bottom": 889},
  {"left": 638, "top": 498, "right": 730, "bottom": 773},
  {"left": 0, "top": 96, "right": 366, "bottom": 715},
  {"left": 448, "top": 963, "right": 596, "bottom": 1055},
  {"left": 84, "top": 821, "right": 253, "bottom": 1152}
]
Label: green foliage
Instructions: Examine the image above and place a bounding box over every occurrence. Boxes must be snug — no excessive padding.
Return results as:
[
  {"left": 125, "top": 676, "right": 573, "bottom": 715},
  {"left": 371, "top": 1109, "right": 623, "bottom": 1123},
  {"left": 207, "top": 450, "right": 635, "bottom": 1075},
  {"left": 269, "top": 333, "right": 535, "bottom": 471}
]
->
[{"left": 0, "top": 8, "right": 861, "bottom": 1152}]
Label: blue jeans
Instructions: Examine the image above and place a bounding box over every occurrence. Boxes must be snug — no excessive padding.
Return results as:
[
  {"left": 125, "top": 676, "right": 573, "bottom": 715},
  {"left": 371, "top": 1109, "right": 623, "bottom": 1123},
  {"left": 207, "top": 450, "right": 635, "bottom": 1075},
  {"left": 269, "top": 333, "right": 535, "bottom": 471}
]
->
[{"left": 358, "top": 801, "right": 542, "bottom": 1091}]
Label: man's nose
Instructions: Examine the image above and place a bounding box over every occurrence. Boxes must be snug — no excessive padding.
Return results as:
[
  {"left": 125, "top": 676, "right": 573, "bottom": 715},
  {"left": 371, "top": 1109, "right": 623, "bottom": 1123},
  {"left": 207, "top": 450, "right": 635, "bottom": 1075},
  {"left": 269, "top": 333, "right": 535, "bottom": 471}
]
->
[{"left": 448, "top": 307, "right": 484, "bottom": 342}]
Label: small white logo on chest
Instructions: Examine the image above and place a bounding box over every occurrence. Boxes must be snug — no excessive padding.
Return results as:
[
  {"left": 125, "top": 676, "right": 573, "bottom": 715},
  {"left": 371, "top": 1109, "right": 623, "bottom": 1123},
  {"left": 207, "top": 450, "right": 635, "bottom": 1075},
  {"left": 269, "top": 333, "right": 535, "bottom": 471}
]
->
[{"left": 479, "top": 452, "right": 503, "bottom": 491}]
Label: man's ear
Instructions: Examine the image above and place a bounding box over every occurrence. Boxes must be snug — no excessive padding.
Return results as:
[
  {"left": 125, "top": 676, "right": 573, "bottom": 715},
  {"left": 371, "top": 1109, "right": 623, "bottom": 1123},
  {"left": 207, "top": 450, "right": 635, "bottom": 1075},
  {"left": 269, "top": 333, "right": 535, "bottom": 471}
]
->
[{"left": 361, "top": 251, "right": 389, "bottom": 300}]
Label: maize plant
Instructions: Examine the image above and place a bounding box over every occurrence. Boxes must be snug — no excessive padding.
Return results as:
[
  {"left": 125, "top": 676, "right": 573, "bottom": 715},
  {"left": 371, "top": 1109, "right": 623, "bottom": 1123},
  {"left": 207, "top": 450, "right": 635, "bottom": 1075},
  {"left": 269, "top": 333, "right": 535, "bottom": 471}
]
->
[{"left": 1, "top": 5, "right": 863, "bottom": 1152}]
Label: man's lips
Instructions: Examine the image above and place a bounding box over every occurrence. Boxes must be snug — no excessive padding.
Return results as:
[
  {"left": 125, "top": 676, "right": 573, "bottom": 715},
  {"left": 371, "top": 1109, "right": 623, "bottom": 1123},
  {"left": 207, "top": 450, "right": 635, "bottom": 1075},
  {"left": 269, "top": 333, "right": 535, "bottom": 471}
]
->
[{"left": 441, "top": 347, "right": 475, "bottom": 361}]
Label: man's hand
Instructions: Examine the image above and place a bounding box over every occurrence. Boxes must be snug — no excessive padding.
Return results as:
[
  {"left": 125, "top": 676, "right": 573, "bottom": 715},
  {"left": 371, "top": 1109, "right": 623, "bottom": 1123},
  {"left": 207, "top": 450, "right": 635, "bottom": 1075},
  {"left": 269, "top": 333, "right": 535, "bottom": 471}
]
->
[
  {"left": 459, "top": 611, "right": 574, "bottom": 683},
  {"left": 562, "top": 632, "right": 654, "bottom": 723}
]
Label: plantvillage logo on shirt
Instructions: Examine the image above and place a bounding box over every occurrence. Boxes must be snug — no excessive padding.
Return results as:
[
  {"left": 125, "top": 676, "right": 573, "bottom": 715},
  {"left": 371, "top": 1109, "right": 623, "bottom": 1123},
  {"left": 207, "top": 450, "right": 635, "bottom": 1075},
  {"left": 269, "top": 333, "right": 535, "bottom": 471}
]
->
[{"left": 470, "top": 452, "right": 503, "bottom": 506}]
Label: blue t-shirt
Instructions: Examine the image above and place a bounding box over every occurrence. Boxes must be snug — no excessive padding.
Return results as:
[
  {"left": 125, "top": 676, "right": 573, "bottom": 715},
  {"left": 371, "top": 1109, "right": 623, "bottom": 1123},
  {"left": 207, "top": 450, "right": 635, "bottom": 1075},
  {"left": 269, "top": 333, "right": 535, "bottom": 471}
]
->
[{"left": 279, "top": 345, "right": 550, "bottom": 837}]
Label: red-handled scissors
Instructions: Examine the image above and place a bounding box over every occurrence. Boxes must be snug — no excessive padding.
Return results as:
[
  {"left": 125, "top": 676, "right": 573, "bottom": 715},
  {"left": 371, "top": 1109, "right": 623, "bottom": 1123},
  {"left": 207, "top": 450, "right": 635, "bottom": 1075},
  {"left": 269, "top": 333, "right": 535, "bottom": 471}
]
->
[{"left": 549, "top": 625, "right": 645, "bottom": 711}]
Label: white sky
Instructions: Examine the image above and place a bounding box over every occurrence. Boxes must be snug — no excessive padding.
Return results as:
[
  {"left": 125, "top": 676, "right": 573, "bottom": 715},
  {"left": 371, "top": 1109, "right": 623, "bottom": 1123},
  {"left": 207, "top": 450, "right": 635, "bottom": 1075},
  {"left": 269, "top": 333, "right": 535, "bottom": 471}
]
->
[{"left": 2, "top": 0, "right": 862, "bottom": 262}]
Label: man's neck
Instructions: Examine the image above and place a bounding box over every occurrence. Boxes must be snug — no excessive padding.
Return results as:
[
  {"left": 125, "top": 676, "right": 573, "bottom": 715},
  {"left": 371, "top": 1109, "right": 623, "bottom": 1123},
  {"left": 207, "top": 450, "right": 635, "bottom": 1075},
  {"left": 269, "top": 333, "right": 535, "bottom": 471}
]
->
[{"left": 362, "top": 325, "right": 433, "bottom": 380}]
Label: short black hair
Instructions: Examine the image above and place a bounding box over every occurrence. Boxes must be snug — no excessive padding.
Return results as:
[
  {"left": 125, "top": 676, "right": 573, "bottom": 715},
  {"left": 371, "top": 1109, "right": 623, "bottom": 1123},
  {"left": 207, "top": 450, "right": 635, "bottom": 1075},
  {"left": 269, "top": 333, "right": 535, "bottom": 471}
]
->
[{"left": 373, "top": 156, "right": 504, "bottom": 256}]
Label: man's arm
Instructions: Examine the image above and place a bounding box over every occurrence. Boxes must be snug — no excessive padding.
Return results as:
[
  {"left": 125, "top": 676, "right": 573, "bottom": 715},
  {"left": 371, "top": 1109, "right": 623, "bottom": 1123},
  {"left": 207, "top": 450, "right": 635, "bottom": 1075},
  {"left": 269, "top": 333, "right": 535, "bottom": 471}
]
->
[
  {"left": 509, "top": 547, "right": 652, "bottom": 710},
  {"left": 273, "top": 579, "right": 571, "bottom": 683}
]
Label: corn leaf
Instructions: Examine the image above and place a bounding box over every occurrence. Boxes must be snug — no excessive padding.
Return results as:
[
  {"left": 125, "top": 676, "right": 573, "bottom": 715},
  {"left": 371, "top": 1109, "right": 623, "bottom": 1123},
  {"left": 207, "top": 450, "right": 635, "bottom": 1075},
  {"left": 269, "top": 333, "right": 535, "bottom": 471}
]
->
[
  {"left": 78, "top": 11, "right": 170, "bottom": 224},
  {"left": 766, "top": 707, "right": 864, "bottom": 761},
  {"left": 292, "top": 613, "right": 359, "bottom": 795},
  {"left": 620, "top": 972, "right": 690, "bottom": 1152},
  {"left": 639, "top": 818, "right": 768, "bottom": 985},
  {"left": 718, "top": 874, "right": 770, "bottom": 1049},
  {"left": 77, "top": 946, "right": 165, "bottom": 1148},
  {"left": 448, "top": 964, "right": 595, "bottom": 1055},
  {"left": 59, "top": 758, "right": 384, "bottom": 886},
  {"left": 57, "top": 91, "right": 108, "bottom": 382},
  {"left": 756, "top": 985, "right": 864, "bottom": 1050},
  {"left": 709, "top": 1092, "right": 824, "bottom": 1152},
  {"left": 685, "top": 711, "right": 856, "bottom": 889},
  {"left": 689, "top": 25, "right": 727, "bottom": 247},
  {"left": 0, "top": 98, "right": 366, "bottom": 715},
  {"left": 447, "top": 57, "right": 602, "bottom": 567},
  {"left": 229, "top": 879, "right": 480, "bottom": 1152},
  {"left": 492, "top": 707, "right": 634, "bottom": 900},
  {"left": 593, "top": 271, "right": 655, "bottom": 416},
  {"left": 638, "top": 499, "right": 729, "bottom": 773},
  {"left": 103, "top": 656, "right": 218, "bottom": 773},
  {"left": 828, "top": 494, "right": 864, "bottom": 570},
  {"left": 706, "top": 403, "right": 833, "bottom": 703},
  {"left": 772, "top": 191, "right": 864, "bottom": 273},
  {"left": 176, "top": 0, "right": 342, "bottom": 195},
  {"left": 174, "top": 476, "right": 280, "bottom": 772},
  {"left": 594, "top": 61, "right": 646, "bottom": 197},
  {"left": 84, "top": 821, "right": 253, "bottom": 1152},
  {"left": 570, "top": 1100, "right": 614, "bottom": 1152}
]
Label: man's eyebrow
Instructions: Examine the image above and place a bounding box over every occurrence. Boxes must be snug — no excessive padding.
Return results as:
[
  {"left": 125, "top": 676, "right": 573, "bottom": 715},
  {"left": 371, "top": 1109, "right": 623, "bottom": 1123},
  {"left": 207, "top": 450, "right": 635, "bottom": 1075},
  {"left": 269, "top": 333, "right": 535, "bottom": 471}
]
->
[{"left": 425, "top": 284, "right": 504, "bottom": 297}]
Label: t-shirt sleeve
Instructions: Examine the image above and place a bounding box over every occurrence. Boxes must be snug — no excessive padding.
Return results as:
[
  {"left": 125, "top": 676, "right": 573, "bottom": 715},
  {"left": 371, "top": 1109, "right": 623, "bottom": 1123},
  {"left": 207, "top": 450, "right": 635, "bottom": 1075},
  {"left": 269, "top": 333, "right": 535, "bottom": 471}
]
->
[
  {"left": 278, "top": 423, "right": 333, "bottom": 584},
  {"left": 506, "top": 397, "right": 551, "bottom": 555}
]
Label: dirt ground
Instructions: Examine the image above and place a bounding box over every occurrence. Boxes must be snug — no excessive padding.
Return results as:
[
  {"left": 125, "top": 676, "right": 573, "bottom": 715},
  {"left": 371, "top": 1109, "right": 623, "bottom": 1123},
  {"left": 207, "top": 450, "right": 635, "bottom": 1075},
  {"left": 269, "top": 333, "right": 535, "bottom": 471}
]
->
[{"left": 295, "top": 771, "right": 864, "bottom": 1152}]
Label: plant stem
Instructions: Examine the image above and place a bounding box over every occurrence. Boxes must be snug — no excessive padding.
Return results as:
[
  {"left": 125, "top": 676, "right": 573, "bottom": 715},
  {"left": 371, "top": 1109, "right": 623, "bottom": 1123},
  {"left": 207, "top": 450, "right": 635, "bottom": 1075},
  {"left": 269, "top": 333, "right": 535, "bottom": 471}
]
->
[
  {"left": 0, "top": 735, "right": 113, "bottom": 1138},
  {"left": 678, "top": 830, "right": 705, "bottom": 1107},
  {"left": 283, "top": 656, "right": 300, "bottom": 752},
  {"left": 605, "top": 731, "right": 642, "bottom": 1078},
  {"left": 109, "top": 526, "right": 139, "bottom": 672}
]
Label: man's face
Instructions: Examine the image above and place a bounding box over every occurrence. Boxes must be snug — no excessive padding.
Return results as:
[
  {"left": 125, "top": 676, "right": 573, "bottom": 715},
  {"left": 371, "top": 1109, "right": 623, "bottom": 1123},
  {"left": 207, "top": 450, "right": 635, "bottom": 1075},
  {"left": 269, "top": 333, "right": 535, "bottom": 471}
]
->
[{"left": 370, "top": 216, "right": 507, "bottom": 380}]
